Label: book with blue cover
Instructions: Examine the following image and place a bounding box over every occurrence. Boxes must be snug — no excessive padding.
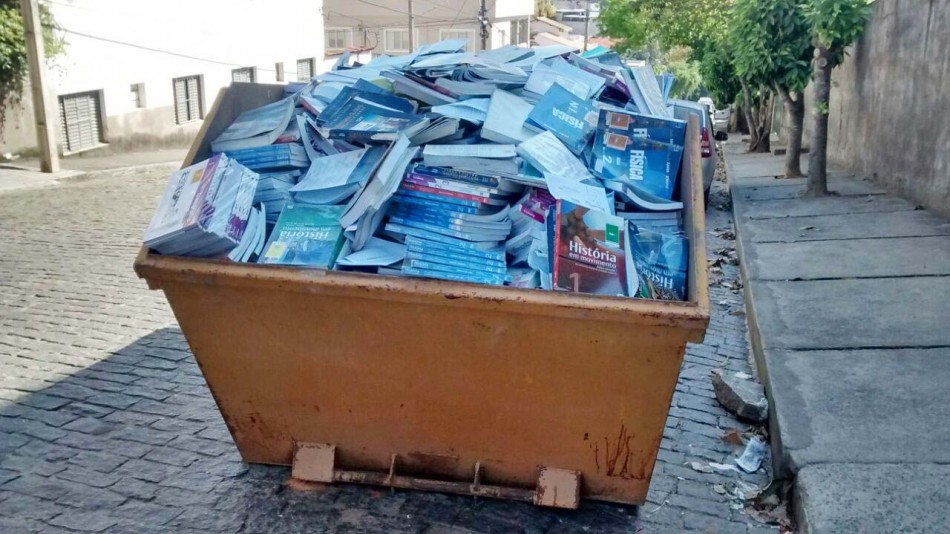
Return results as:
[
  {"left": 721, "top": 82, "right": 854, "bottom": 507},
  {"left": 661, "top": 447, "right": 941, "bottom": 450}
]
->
[
  {"left": 223, "top": 143, "right": 309, "bottom": 171},
  {"left": 525, "top": 83, "right": 598, "bottom": 155},
  {"left": 590, "top": 130, "right": 683, "bottom": 200},
  {"left": 599, "top": 109, "right": 687, "bottom": 147},
  {"left": 258, "top": 204, "right": 346, "bottom": 268},
  {"left": 322, "top": 97, "right": 430, "bottom": 143},
  {"left": 626, "top": 225, "right": 689, "bottom": 301},
  {"left": 210, "top": 98, "right": 295, "bottom": 152},
  {"left": 320, "top": 86, "right": 418, "bottom": 126}
]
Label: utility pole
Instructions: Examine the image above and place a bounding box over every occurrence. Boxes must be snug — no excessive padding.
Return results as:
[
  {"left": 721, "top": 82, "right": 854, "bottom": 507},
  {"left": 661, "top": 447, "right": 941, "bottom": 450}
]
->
[
  {"left": 583, "top": 0, "right": 591, "bottom": 52},
  {"left": 408, "top": 0, "right": 415, "bottom": 51},
  {"left": 19, "top": 0, "right": 59, "bottom": 173},
  {"left": 478, "top": 0, "right": 489, "bottom": 51}
]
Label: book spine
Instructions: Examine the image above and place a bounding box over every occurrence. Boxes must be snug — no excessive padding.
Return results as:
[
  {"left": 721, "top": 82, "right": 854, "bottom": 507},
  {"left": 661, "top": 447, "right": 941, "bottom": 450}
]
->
[
  {"left": 404, "top": 174, "right": 497, "bottom": 197},
  {"left": 405, "top": 250, "right": 507, "bottom": 275},
  {"left": 552, "top": 200, "right": 563, "bottom": 289},
  {"left": 400, "top": 265, "right": 504, "bottom": 286},
  {"left": 387, "top": 216, "right": 496, "bottom": 242},
  {"left": 400, "top": 182, "right": 494, "bottom": 205},
  {"left": 385, "top": 223, "right": 486, "bottom": 250},
  {"left": 391, "top": 194, "right": 480, "bottom": 214},
  {"left": 405, "top": 236, "right": 506, "bottom": 263},
  {"left": 393, "top": 190, "right": 482, "bottom": 210},
  {"left": 411, "top": 165, "right": 500, "bottom": 188},
  {"left": 390, "top": 206, "right": 467, "bottom": 228}
]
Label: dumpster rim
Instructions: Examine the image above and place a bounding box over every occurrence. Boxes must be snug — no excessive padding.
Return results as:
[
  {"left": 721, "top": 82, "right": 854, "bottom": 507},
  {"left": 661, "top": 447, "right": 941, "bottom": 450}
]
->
[{"left": 134, "top": 245, "right": 710, "bottom": 330}]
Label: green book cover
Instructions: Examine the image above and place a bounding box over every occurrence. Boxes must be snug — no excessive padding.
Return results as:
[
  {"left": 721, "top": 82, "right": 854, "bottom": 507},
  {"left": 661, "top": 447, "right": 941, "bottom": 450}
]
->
[{"left": 258, "top": 204, "right": 345, "bottom": 268}]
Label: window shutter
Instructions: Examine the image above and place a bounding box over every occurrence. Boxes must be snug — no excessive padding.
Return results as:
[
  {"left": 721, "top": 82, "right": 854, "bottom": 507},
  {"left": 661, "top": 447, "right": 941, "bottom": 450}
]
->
[
  {"left": 58, "top": 92, "right": 103, "bottom": 152},
  {"left": 174, "top": 79, "right": 187, "bottom": 124},
  {"left": 186, "top": 78, "right": 200, "bottom": 121}
]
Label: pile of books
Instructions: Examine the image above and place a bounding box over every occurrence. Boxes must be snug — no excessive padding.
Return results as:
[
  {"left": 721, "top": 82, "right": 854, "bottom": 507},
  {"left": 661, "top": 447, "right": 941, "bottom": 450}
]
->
[
  {"left": 142, "top": 39, "right": 692, "bottom": 301},
  {"left": 144, "top": 154, "right": 258, "bottom": 258}
]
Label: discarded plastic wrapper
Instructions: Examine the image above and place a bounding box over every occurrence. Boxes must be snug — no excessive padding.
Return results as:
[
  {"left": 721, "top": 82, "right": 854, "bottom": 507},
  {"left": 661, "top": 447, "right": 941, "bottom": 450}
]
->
[{"left": 736, "top": 436, "right": 767, "bottom": 473}]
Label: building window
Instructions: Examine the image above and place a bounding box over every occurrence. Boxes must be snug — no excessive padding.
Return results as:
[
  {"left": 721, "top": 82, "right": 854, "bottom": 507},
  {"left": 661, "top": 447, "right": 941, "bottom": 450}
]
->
[
  {"left": 58, "top": 90, "right": 105, "bottom": 153},
  {"left": 326, "top": 28, "right": 351, "bottom": 51},
  {"left": 518, "top": 19, "right": 529, "bottom": 44},
  {"left": 173, "top": 75, "right": 203, "bottom": 125},
  {"left": 275, "top": 62, "right": 285, "bottom": 82},
  {"left": 232, "top": 67, "right": 256, "bottom": 83},
  {"left": 439, "top": 28, "right": 477, "bottom": 52},
  {"left": 297, "top": 58, "right": 315, "bottom": 82},
  {"left": 384, "top": 28, "right": 416, "bottom": 53},
  {"left": 130, "top": 83, "right": 145, "bottom": 109}
]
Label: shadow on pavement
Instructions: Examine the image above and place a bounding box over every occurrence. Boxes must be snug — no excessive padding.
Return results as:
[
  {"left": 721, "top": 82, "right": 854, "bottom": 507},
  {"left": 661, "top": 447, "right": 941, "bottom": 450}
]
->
[{"left": 0, "top": 327, "right": 642, "bottom": 532}]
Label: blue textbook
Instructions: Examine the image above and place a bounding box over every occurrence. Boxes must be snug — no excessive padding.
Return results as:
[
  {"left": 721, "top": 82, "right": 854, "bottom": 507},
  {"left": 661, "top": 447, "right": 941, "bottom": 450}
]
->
[
  {"left": 599, "top": 109, "right": 687, "bottom": 147},
  {"left": 590, "top": 130, "right": 683, "bottom": 200},
  {"left": 323, "top": 97, "right": 429, "bottom": 143},
  {"left": 525, "top": 83, "right": 598, "bottom": 155},
  {"left": 258, "top": 204, "right": 346, "bottom": 268}
]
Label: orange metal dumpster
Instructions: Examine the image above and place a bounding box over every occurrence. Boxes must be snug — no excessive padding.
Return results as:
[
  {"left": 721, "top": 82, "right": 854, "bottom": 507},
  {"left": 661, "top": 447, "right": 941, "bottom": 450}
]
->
[{"left": 134, "top": 83, "right": 710, "bottom": 506}]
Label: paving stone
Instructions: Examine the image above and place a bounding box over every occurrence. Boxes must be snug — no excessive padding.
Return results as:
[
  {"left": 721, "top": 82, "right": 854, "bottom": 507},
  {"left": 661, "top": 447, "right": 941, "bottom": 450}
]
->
[
  {"left": 114, "top": 459, "right": 181, "bottom": 484},
  {"left": 2, "top": 474, "right": 74, "bottom": 501},
  {"left": 57, "top": 485, "right": 127, "bottom": 509},
  {"left": 67, "top": 450, "right": 128, "bottom": 473},
  {"left": 55, "top": 466, "right": 120, "bottom": 488},
  {"left": 112, "top": 500, "right": 183, "bottom": 526},
  {"left": 0, "top": 491, "right": 63, "bottom": 521},
  {"left": 48, "top": 509, "right": 117, "bottom": 532}
]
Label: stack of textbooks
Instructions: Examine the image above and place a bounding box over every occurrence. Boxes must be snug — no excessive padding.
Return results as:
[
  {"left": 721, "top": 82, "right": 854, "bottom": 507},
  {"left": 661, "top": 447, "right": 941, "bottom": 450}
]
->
[
  {"left": 223, "top": 143, "right": 309, "bottom": 172},
  {"left": 144, "top": 154, "right": 258, "bottom": 257},
  {"left": 254, "top": 170, "right": 300, "bottom": 226},
  {"left": 142, "top": 38, "right": 698, "bottom": 302},
  {"left": 384, "top": 164, "right": 522, "bottom": 285}
]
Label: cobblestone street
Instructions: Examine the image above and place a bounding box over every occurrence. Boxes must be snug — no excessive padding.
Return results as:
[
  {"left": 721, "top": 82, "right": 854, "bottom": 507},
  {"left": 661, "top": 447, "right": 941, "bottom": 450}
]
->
[{"left": 0, "top": 166, "right": 774, "bottom": 532}]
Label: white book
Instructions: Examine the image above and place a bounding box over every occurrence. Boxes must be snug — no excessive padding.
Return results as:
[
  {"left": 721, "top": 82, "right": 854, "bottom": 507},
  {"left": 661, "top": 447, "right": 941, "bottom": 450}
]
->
[
  {"left": 422, "top": 143, "right": 517, "bottom": 159},
  {"left": 481, "top": 90, "right": 536, "bottom": 145}
]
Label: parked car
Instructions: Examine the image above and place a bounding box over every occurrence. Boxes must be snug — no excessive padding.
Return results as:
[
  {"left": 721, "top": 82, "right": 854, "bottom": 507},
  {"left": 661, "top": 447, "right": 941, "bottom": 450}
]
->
[
  {"left": 670, "top": 99, "right": 717, "bottom": 204},
  {"left": 697, "top": 96, "right": 731, "bottom": 135}
]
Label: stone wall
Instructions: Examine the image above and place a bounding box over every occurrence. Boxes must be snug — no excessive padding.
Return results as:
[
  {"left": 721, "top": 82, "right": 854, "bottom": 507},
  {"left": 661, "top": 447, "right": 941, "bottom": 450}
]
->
[{"left": 808, "top": 0, "right": 949, "bottom": 216}]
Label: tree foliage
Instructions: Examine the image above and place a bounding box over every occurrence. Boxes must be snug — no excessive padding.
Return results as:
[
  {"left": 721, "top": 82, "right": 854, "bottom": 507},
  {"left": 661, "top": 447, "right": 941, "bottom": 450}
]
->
[
  {"left": 654, "top": 46, "right": 703, "bottom": 101},
  {"left": 804, "top": 0, "right": 872, "bottom": 67},
  {"left": 599, "top": 0, "right": 733, "bottom": 54},
  {"left": 0, "top": 1, "right": 64, "bottom": 133},
  {"left": 698, "top": 43, "right": 740, "bottom": 106},
  {"left": 729, "top": 0, "right": 812, "bottom": 94},
  {"left": 534, "top": 0, "right": 556, "bottom": 19}
]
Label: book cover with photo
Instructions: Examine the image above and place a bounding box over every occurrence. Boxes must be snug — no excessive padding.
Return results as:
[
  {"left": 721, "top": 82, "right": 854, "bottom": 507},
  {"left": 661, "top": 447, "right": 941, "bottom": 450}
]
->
[{"left": 552, "top": 200, "right": 627, "bottom": 297}]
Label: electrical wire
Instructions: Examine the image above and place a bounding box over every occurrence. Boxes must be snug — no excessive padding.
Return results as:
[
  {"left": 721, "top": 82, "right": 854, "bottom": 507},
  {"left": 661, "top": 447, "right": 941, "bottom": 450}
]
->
[
  {"left": 351, "top": 0, "right": 446, "bottom": 20},
  {"left": 59, "top": 27, "right": 278, "bottom": 72}
]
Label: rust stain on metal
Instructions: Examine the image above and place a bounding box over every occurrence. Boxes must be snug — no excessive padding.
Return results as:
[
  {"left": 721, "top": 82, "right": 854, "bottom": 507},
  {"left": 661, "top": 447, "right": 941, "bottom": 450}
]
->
[{"left": 604, "top": 424, "right": 638, "bottom": 479}]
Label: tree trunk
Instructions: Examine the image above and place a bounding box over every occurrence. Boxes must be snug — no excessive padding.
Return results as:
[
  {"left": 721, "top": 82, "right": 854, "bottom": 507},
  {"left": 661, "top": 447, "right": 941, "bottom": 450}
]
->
[
  {"left": 807, "top": 46, "right": 832, "bottom": 196},
  {"left": 778, "top": 87, "right": 805, "bottom": 178},
  {"left": 740, "top": 79, "right": 759, "bottom": 152},
  {"left": 753, "top": 88, "right": 772, "bottom": 153}
]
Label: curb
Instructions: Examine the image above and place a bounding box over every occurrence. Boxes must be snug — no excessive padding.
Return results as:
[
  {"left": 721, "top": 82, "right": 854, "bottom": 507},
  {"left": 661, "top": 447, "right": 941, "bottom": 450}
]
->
[{"left": 724, "top": 151, "right": 794, "bottom": 481}]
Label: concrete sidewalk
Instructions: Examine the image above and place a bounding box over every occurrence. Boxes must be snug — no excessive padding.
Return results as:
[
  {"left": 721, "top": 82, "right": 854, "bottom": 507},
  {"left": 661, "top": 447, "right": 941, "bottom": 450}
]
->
[{"left": 726, "top": 146, "right": 950, "bottom": 532}]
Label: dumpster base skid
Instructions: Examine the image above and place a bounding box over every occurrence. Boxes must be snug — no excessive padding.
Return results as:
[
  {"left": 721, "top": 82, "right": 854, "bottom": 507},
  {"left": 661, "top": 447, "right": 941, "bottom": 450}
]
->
[{"left": 292, "top": 442, "right": 581, "bottom": 509}]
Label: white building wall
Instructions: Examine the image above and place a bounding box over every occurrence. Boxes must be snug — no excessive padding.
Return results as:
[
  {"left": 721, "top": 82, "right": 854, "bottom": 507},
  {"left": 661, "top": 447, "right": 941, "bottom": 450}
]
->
[
  {"left": 2, "top": 0, "right": 324, "bottom": 155},
  {"left": 323, "top": 0, "right": 531, "bottom": 57}
]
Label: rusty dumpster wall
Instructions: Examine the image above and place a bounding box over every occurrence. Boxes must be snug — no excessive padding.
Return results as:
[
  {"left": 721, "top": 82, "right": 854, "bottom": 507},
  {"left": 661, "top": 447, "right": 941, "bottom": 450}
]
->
[{"left": 135, "top": 83, "right": 710, "bottom": 505}]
